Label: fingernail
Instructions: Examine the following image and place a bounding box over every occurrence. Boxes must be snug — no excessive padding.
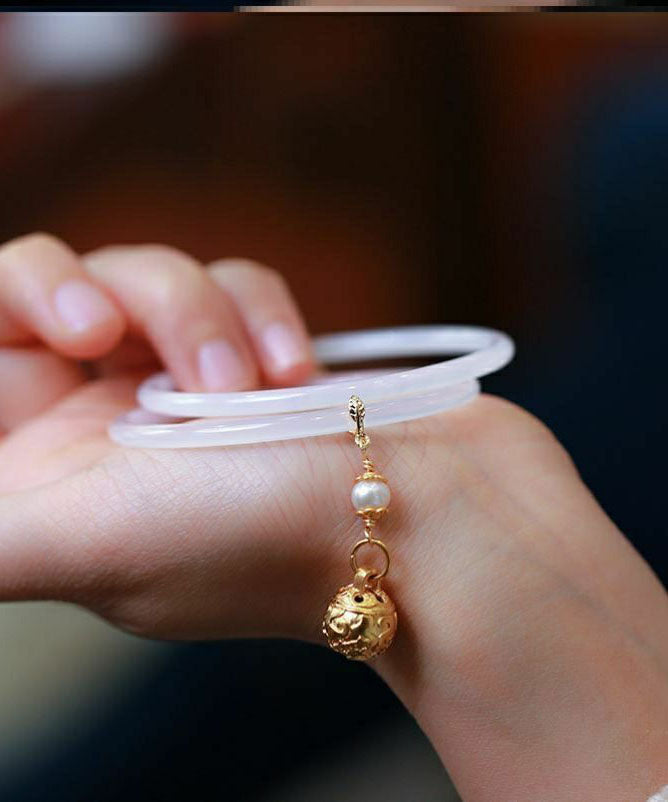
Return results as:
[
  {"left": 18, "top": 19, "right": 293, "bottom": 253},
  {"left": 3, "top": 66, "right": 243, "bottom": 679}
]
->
[
  {"left": 54, "top": 280, "right": 117, "bottom": 334},
  {"left": 198, "top": 338, "right": 248, "bottom": 391},
  {"left": 261, "top": 323, "right": 306, "bottom": 374}
]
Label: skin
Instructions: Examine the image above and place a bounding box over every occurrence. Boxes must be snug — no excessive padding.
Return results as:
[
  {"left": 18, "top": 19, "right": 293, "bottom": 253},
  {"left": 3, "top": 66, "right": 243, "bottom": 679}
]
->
[{"left": 0, "top": 233, "right": 666, "bottom": 801}]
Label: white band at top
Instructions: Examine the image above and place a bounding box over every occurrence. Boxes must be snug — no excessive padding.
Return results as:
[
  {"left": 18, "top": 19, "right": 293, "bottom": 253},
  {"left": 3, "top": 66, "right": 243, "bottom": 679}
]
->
[{"left": 108, "top": 325, "right": 514, "bottom": 448}]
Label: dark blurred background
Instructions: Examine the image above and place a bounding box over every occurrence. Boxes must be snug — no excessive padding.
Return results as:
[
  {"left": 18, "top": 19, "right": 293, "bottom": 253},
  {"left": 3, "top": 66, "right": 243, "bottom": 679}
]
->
[{"left": 0, "top": 11, "right": 666, "bottom": 802}]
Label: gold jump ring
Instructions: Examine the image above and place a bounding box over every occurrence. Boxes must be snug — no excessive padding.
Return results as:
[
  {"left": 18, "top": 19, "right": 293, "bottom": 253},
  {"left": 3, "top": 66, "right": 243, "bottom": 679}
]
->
[{"left": 349, "top": 538, "right": 390, "bottom": 580}]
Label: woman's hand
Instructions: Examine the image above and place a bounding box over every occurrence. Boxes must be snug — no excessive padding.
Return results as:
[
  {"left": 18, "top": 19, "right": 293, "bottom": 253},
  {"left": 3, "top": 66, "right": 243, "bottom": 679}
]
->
[{"left": 0, "top": 233, "right": 666, "bottom": 802}]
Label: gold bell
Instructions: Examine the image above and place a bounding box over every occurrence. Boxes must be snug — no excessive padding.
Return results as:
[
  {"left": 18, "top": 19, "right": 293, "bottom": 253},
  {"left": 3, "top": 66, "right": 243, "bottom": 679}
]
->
[{"left": 323, "top": 569, "right": 398, "bottom": 661}]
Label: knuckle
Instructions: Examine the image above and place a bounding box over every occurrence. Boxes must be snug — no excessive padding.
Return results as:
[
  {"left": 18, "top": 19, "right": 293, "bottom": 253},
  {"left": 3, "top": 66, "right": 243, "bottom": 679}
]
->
[
  {"left": 84, "top": 244, "right": 131, "bottom": 262},
  {"left": 133, "top": 245, "right": 202, "bottom": 306},
  {"left": 135, "top": 243, "right": 198, "bottom": 267},
  {"left": 212, "top": 259, "right": 288, "bottom": 293},
  {"left": 0, "top": 232, "right": 68, "bottom": 266},
  {"left": 257, "top": 264, "right": 289, "bottom": 291}
]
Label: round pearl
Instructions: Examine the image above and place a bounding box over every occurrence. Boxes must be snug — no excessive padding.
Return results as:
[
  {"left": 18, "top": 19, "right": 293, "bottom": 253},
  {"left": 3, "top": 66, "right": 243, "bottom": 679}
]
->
[{"left": 351, "top": 479, "right": 391, "bottom": 512}]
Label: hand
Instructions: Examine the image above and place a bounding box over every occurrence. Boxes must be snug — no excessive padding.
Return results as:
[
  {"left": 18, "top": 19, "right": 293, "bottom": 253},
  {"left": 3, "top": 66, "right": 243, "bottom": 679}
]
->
[{"left": 1, "top": 234, "right": 666, "bottom": 802}]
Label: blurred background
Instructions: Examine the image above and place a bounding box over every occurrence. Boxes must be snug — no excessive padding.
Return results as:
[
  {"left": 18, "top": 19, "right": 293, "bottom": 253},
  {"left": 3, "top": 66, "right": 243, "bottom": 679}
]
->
[{"left": 0, "top": 11, "right": 666, "bottom": 801}]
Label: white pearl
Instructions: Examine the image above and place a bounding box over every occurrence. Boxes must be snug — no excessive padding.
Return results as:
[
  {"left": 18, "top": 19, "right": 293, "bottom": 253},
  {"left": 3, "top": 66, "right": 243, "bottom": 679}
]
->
[{"left": 351, "top": 479, "right": 391, "bottom": 512}]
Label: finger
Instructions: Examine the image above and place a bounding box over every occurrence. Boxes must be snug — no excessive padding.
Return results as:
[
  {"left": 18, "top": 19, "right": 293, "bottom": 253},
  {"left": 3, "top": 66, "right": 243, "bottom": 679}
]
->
[
  {"left": 84, "top": 245, "right": 259, "bottom": 392},
  {"left": 0, "top": 233, "right": 125, "bottom": 359},
  {"left": 0, "top": 233, "right": 125, "bottom": 427},
  {"left": 208, "top": 259, "right": 314, "bottom": 386}
]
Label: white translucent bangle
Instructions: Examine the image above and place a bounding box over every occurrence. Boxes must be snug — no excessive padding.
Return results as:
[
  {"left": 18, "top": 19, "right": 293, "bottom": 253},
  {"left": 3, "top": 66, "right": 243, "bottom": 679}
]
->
[
  {"left": 108, "top": 325, "right": 514, "bottom": 448},
  {"left": 647, "top": 786, "right": 668, "bottom": 802}
]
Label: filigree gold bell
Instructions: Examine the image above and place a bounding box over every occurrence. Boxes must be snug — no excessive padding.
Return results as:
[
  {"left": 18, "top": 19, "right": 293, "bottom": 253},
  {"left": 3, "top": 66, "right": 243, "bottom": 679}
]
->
[{"left": 323, "top": 572, "right": 398, "bottom": 661}]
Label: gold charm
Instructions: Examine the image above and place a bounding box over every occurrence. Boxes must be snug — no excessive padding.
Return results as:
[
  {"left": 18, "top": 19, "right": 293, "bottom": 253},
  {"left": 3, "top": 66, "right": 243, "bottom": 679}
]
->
[{"left": 322, "top": 396, "right": 398, "bottom": 661}]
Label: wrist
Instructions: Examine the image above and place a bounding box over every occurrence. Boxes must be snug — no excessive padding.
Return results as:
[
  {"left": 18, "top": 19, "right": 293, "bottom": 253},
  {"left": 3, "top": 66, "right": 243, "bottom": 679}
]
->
[
  {"left": 380, "top": 572, "right": 668, "bottom": 801},
  {"left": 370, "top": 406, "right": 668, "bottom": 800}
]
